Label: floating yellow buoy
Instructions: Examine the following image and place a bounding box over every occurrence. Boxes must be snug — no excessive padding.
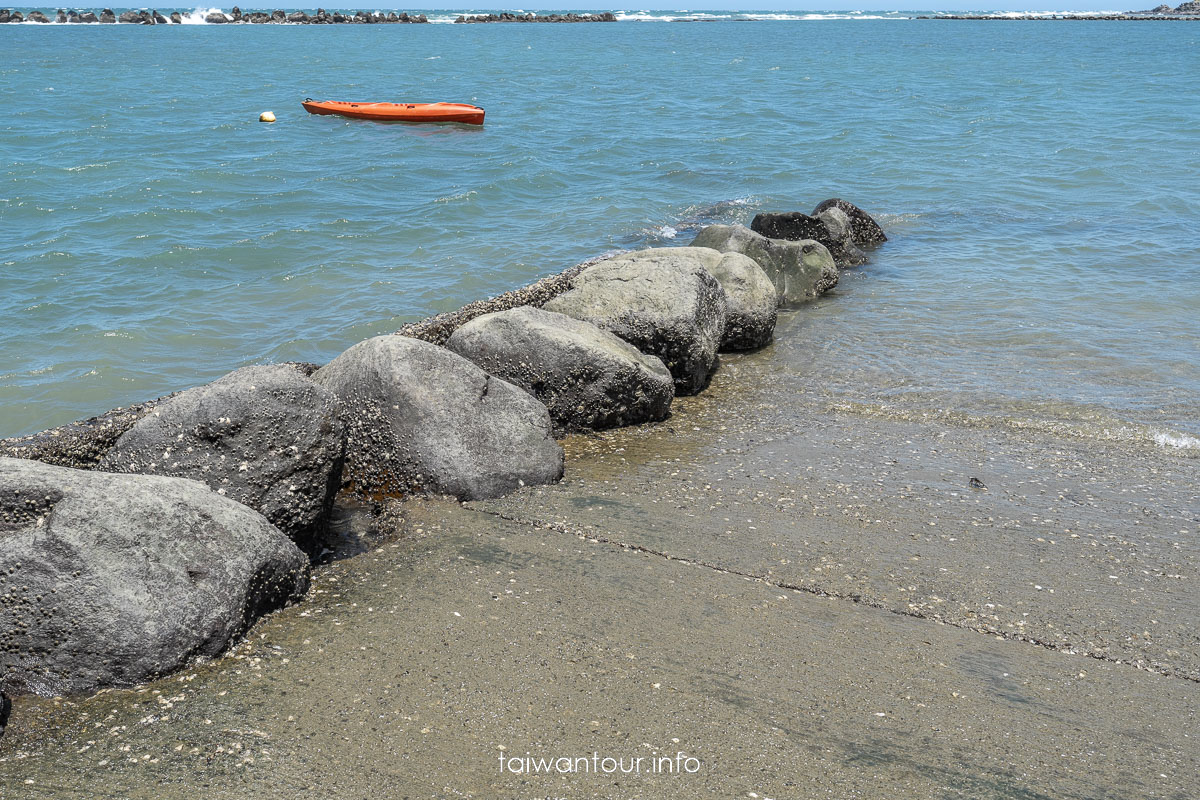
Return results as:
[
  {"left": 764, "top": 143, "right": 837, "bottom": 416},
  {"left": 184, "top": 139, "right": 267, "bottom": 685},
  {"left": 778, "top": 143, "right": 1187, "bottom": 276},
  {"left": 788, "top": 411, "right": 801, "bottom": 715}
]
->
[{"left": 259, "top": 111, "right": 276, "bottom": 123}]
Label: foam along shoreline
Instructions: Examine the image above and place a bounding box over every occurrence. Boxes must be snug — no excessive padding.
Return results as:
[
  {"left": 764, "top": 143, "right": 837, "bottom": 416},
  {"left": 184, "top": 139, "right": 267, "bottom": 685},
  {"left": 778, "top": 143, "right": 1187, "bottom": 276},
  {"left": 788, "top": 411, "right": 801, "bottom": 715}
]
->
[
  {"left": 917, "top": 3, "right": 1200, "bottom": 18},
  {"left": 0, "top": 199, "right": 882, "bottom": 719}
]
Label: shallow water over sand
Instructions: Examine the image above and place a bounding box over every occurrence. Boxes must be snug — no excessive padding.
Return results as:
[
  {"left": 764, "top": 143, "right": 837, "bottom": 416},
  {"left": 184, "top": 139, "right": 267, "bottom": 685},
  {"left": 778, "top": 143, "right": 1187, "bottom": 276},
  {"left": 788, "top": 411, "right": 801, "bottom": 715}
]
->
[{"left": 2, "top": 20, "right": 1199, "bottom": 446}]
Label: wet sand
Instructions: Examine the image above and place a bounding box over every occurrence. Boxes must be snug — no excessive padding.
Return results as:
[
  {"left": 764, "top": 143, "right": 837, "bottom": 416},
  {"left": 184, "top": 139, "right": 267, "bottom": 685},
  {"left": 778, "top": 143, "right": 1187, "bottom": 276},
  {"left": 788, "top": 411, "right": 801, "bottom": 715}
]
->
[{"left": 1, "top": 311, "right": 1197, "bottom": 799}]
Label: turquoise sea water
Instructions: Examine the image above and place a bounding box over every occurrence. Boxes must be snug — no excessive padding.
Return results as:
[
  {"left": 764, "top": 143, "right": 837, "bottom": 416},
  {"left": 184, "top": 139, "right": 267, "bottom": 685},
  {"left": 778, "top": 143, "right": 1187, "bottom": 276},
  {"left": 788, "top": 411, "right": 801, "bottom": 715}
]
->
[{"left": 2, "top": 17, "right": 1199, "bottom": 446}]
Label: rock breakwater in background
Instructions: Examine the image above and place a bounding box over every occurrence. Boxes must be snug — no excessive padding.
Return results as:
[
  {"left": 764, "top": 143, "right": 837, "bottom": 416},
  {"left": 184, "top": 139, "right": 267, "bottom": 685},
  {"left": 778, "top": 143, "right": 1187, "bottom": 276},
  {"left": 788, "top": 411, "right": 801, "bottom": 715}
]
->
[
  {"left": 0, "top": 7, "right": 432, "bottom": 23},
  {"left": 454, "top": 12, "right": 617, "bottom": 23},
  {"left": 0, "top": 199, "right": 885, "bottom": 724},
  {"left": 0, "top": 7, "right": 623, "bottom": 23}
]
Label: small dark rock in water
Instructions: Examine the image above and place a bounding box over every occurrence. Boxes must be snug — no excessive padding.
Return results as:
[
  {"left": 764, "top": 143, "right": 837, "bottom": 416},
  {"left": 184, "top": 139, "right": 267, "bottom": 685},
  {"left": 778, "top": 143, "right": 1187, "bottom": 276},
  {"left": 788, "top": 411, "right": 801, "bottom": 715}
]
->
[
  {"left": 99, "top": 8, "right": 115, "bottom": 22},
  {"left": 117, "top": 10, "right": 141, "bottom": 22},
  {"left": 56, "top": 9, "right": 67, "bottom": 22},
  {"left": 287, "top": 10, "right": 308, "bottom": 22},
  {"left": 205, "top": 10, "right": 228, "bottom": 22},
  {"left": 750, "top": 210, "right": 866, "bottom": 268},
  {"left": 169, "top": 10, "right": 182, "bottom": 22},
  {"left": 230, "top": 4, "right": 242, "bottom": 20},
  {"left": 77, "top": 11, "right": 98, "bottom": 22},
  {"left": 811, "top": 198, "right": 889, "bottom": 246},
  {"left": 152, "top": 9, "right": 167, "bottom": 23},
  {"left": 969, "top": 477, "right": 988, "bottom": 490},
  {"left": 27, "top": 9, "right": 50, "bottom": 22}
]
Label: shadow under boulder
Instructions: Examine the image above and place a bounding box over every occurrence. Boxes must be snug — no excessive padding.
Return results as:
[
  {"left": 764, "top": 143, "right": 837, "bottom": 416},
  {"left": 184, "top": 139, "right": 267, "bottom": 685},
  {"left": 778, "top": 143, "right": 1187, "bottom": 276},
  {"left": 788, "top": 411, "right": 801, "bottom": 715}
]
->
[
  {"left": 312, "top": 336, "right": 563, "bottom": 501},
  {"left": 98, "top": 364, "right": 346, "bottom": 549},
  {"left": 446, "top": 306, "right": 675, "bottom": 434},
  {"left": 0, "top": 458, "right": 309, "bottom": 697}
]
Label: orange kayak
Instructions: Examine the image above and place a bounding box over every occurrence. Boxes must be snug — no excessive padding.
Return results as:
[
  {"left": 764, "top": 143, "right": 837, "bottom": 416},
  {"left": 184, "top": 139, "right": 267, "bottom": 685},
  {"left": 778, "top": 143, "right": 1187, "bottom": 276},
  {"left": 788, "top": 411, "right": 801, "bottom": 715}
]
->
[{"left": 301, "top": 99, "right": 485, "bottom": 125}]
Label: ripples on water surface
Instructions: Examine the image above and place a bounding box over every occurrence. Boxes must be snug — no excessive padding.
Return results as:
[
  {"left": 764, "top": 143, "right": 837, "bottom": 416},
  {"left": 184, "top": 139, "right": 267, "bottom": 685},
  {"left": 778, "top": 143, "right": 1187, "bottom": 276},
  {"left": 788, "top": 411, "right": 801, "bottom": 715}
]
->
[{"left": 1, "top": 20, "right": 1198, "bottom": 443}]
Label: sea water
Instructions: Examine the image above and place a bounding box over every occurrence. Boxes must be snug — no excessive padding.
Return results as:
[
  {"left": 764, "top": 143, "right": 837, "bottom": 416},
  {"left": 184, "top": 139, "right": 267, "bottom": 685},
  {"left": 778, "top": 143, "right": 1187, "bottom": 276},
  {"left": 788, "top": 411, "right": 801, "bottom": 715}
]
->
[{"left": 1, "top": 16, "right": 1198, "bottom": 447}]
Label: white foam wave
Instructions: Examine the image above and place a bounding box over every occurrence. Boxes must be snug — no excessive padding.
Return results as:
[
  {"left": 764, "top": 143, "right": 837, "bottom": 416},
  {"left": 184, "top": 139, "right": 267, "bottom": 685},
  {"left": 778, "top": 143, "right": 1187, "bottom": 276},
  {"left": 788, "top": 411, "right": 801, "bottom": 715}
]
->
[
  {"left": 180, "top": 7, "right": 225, "bottom": 24},
  {"left": 1153, "top": 430, "right": 1200, "bottom": 450},
  {"left": 930, "top": 9, "right": 1125, "bottom": 17}
]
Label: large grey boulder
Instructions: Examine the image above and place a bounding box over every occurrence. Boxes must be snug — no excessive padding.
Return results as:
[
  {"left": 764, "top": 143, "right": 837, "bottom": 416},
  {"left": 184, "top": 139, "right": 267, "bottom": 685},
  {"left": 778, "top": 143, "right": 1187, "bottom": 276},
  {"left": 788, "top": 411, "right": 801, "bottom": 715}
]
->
[
  {"left": 312, "top": 336, "right": 563, "bottom": 500},
  {"left": 98, "top": 365, "right": 345, "bottom": 548},
  {"left": 749, "top": 210, "right": 865, "bottom": 268},
  {"left": 446, "top": 306, "right": 674, "bottom": 433},
  {"left": 544, "top": 248, "right": 728, "bottom": 395},
  {"left": 811, "top": 198, "right": 888, "bottom": 246},
  {"left": 0, "top": 458, "right": 309, "bottom": 697},
  {"left": 689, "top": 224, "right": 838, "bottom": 304},
  {"left": 700, "top": 250, "right": 777, "bottom": 351}
]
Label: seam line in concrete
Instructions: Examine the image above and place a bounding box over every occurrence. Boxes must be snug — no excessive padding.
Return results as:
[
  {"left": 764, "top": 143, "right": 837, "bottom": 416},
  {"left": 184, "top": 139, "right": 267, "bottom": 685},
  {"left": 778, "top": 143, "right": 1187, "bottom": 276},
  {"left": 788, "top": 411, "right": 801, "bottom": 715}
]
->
[{"left": 469, "top": 504, "right": 1199, "bottom": 685}]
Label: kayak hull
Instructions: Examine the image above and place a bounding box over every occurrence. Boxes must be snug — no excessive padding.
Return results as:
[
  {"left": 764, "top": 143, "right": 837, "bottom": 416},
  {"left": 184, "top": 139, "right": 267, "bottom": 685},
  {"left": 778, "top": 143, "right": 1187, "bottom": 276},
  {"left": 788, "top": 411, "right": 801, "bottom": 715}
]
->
[{"left": 301, "top": 100, "right": 485, "bottom": 125}]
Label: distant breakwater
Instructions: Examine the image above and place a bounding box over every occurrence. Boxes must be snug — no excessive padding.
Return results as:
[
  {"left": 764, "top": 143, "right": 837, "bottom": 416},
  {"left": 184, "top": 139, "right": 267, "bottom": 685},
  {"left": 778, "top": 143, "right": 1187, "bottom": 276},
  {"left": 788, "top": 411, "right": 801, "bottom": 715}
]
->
[{"left": 0, "top": 7, "right": 617, "bottom": 23}]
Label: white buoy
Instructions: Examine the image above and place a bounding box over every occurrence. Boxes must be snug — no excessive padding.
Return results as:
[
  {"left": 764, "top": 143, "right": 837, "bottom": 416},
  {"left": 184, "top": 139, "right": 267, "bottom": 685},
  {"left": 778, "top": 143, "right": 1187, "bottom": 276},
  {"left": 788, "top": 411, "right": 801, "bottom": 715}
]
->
[{"left": 259, "top": 111, "right": 276, "bottom": 123}]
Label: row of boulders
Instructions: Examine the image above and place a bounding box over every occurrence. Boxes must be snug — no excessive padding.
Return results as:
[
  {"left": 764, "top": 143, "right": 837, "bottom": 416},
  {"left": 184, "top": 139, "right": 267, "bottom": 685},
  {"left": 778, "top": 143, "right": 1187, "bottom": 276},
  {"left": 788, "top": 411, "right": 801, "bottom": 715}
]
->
[
  {"left": 0, "top": 8, "right": 430, "bottom": 23},
  {"left": 207, "top": 8, "right": 429, "bottom": 24},
  {"left": 455, "top": 12, "right": 618, "bottom": 23},
  {"left": 0, "top": 199, "right": 884, "bottom": 709}
]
